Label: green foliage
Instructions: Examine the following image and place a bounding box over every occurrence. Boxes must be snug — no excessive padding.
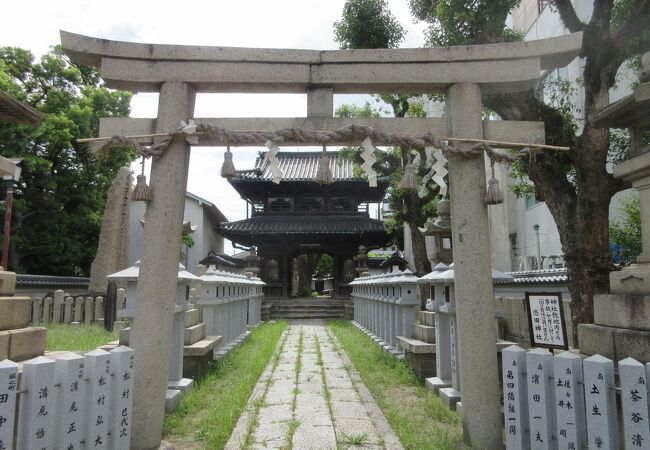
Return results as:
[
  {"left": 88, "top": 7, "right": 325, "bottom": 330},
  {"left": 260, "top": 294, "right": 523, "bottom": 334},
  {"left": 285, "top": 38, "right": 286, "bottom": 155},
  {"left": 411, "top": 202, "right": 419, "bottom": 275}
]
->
[
  {"left": 44, "top": 323, "right": 118, "bottom": 351},
  {"left": 316, "top": 253, "right": 334, "bottom": 275},
  {"left": 163, "top": 321, "right": 288, "bottom": 448},
  {"left": 610, "top": 194, "right": 641, "bottom": 265},
  {"left": 334, "top": 0, "right": 405, "bottom": 49},
  {"left": 0, "top": 46, "right": 133, "bottom": 275},
  {"left": 408, "top": 0, "right": 523, "bottom": 46},
  {"left": 181, "top": 234, "right": 196, "bottom": 248},
  {"left": 328, "top": 321, "right": 464, "bottom": 449}
]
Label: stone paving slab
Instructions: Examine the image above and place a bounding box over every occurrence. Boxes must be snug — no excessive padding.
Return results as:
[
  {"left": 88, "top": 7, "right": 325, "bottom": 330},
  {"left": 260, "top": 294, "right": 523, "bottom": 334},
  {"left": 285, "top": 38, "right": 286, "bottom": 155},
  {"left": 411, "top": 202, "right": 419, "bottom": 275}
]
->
[{"left": 225, "top": 320, "right": 404, "bottom": 450}]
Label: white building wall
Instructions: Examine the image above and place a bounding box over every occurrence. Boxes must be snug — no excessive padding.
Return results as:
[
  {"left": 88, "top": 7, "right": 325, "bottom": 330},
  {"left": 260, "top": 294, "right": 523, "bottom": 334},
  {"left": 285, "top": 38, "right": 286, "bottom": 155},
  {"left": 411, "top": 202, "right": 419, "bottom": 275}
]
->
[{"left": 129, "top": 195, "right": 225, "bottom": 271}]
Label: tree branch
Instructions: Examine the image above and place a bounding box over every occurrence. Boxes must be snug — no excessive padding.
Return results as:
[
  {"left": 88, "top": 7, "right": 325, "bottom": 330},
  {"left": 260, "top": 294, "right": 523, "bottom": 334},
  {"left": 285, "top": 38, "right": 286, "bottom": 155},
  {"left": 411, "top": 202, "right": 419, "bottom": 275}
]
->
[{"left": 554, "top": 0, "right": 585, "bottom": 32}]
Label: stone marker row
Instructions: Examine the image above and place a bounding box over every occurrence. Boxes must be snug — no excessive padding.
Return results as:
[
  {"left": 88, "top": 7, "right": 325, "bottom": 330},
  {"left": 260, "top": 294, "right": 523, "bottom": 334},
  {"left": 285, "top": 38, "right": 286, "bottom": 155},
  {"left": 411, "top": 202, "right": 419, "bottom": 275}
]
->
[
  {"left": 31, "top": 289, "right": 125, "bottom": 326},
  {"left": 0, "top": 346, "right": 134, "bottom": 450},
  {"left": 502, "top": 345, "right": 650, "bottom": 450}
]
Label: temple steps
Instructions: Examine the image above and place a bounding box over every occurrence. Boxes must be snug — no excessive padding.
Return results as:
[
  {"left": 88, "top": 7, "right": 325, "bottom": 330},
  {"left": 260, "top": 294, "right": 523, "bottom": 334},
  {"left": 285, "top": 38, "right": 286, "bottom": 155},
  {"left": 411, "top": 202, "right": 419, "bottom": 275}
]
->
[{"left": 266, "top": 298, "right": 350, "bottom": 320}]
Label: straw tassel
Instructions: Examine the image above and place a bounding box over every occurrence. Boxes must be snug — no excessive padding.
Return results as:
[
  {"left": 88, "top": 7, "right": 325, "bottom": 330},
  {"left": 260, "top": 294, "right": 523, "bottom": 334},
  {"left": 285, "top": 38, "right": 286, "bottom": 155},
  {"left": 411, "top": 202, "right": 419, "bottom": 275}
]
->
[
  {"left": 132, "top": 157, "right": 152, "bottom": 202},
  {"left": 315, "top": 146, "right": 334, "bottom": 184},
  {"left": 484, "top": 159, "right": 504, "bottom": 205},
  {"left": 220, "top": 146, "right": 236, "bottom": 178},
  {"left": 398, "top": 154, "right": 417, "bottom": 191}
]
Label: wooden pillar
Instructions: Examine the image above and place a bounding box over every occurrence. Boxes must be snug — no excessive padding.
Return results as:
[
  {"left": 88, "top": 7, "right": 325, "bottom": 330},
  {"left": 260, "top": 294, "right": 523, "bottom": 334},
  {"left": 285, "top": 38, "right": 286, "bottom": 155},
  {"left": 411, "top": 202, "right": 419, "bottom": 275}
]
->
[
  {"left": 446, "top": 83, "right": 501, "bottom": 449},
  {"left": 130, "top": 81, "right": 195, "bottom": 450}
]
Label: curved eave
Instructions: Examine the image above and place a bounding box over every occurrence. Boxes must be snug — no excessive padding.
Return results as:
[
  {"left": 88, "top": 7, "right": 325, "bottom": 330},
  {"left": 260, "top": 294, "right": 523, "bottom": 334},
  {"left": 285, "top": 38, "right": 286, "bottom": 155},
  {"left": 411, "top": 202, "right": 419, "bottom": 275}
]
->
[{"left": 229, "top": 178, "right": 390, "bottom": 203}]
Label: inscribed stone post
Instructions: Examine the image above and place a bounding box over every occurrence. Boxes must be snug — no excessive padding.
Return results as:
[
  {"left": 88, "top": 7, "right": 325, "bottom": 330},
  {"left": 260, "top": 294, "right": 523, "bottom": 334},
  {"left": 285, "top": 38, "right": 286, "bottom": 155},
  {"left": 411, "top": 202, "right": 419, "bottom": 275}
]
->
[
  {"left": 618, "top": 357, "right": 650, "bottom": 449},
  {"left": 54, "top": 352, "right": 86, "bottom": 450},
  {"left": 53, "top": 290, "right": 64, "bottom": 323},
  {"left": 43, "top": 296, "right": 52, "bottom": 323},
  {"left": 446, "top": 82, "right": 501, "bottom": 449},
  {"left": 32, "top": 298, "right": 42, "bottom": 323},
  {"left": 109, "top": 346, "right": 135, "bottom": 450},
  {"left": 64, "top": 296, "right": 73, "bottom": 324},
  {"left": 526, "top": 348, "right": 555, "bottom": 450},
  {"left": 584, "top": 354, "right": 618, "bottom": 449},
  {"left": 553, "top": 351, "right": 586, "bottom": 450},
  {"left": 84, "top": 349, "right": 111, "bottom": 450},
  {"left": 0, "top": 359, "right": 18, "bottom": 450},
  {"left": 16, "top": 356, "right": 56, "bottom": 449},
  {"left": 130, "top": 81, "right": 195, "bottom": 450},
  {"left": 501, "top": 346, "right": 529, "bottom": 450},
  {"left": 95, "top": 296, "right": 103, "bottom": 322},
  {"left": 74, "top": 297, "right": 84, "bottom": 322},
  {"left": 85, "top": 296, "right": 94, "bottom": 324}
]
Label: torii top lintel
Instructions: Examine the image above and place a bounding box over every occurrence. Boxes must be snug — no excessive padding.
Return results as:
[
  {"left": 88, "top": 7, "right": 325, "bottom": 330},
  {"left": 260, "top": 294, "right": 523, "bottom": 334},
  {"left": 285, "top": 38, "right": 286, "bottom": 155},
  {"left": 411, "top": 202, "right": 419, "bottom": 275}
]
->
[{"left": 60, "top": 31, "right": 582, "bottom": 95}]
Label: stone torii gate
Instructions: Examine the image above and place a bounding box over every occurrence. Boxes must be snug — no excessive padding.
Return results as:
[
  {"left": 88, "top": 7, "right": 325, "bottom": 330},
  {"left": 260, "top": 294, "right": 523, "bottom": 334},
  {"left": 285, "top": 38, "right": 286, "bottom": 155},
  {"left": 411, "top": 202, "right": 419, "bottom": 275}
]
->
[{"left": 61, "top": 31, "right": 581, "bottom": 450}]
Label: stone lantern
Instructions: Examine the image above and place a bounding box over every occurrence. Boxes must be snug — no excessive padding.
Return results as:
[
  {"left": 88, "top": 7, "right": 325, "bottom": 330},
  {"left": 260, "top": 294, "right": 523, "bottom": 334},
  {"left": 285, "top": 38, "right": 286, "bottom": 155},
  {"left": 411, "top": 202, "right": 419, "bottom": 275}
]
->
[
  {"left": 420, "top": 198, "right": 453, "bottom": 265},
  {"left": 418, "top": 263, "right": 513, "bottom": 410},
  {"left": 107, "top": 261, "right": 199, "bottom": 411}
]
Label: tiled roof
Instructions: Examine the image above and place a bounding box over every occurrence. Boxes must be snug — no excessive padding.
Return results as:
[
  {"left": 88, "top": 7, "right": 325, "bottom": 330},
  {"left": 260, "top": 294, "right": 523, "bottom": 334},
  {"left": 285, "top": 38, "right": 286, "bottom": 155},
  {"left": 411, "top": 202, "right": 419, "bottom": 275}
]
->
[
  {"left": 234, "top": 151, "right": 358, "bottom": 182},
  {"left": 496, "top": 268, "right": 568, "bottom": 285},
  {"left": 219, "top": 214, "right": 386, "bottom": 236},
  {"left": 16, "top": 274, "right": 90, "bottom": 289},
  {"left": 199, "top": 251, "right": 247, "bottom": 268}
]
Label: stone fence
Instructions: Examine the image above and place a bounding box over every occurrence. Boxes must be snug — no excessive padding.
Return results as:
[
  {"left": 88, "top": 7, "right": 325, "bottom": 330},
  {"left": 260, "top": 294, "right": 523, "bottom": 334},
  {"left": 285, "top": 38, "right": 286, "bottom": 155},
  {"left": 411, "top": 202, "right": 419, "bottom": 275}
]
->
[
  {"left": 349, "top": 269, "right": 420, "bottom": 353},
  {"left": 30, "top": 289, "right": 126, "bottom": 326},
  {"left": 0, "top": 346, "right": 134, "bottom": 450},
  {"left": 197, "top": 268, "right": 264, "bottom": 357},
  {"left": 503, "top": 345, "right": 649, "bottom": 450}
]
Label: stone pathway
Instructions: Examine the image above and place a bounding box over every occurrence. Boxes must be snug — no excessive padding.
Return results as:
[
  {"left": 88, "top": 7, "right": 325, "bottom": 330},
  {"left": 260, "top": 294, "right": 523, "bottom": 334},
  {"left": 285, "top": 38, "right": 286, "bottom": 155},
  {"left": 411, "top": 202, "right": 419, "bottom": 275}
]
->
[{"left": 225, "top": 320, "right": 403, "bottom": 450}]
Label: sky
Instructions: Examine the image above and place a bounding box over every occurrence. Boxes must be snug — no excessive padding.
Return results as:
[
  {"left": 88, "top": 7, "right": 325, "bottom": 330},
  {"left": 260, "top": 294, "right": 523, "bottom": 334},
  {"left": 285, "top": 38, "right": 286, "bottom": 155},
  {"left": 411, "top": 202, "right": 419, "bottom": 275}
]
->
[{"left": 0, "top": 0, "right": 427, "bottom": 254}]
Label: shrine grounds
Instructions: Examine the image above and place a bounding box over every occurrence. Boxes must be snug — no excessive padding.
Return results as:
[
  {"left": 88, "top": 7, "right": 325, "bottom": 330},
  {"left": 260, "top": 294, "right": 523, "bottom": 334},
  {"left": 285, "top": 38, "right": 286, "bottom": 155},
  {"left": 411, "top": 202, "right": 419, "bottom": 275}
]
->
[{"left": 46, "top": 320, "right": 464, "bottom": 449}]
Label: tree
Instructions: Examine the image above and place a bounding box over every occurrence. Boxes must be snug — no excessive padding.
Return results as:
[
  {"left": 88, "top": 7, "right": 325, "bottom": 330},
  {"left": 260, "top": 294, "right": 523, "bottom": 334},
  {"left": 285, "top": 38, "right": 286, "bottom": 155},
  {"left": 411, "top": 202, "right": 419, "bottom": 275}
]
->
[
  {"left": 334, "top": 0, "right": 405, "bottom": 49},
  {"left": 334, "top": 3, "right": 433, "bottom": 286},
  {"left": 407, "top": 0, "right": 650, "bottom": 340},
  {"left": 0, "top": 46, "right": 133, "bottom": 275},
  {"left": 335, "top": 0, "right": 650, "bottom": 338}
]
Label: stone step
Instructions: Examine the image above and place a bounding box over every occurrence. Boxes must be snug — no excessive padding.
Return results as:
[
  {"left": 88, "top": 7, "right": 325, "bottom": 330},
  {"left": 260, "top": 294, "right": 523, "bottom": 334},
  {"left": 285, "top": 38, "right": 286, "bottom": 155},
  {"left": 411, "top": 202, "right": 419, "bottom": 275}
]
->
[
  {"left": 412, "top": 324, "right": 435, "bottom": 343},
  {"left": 184, "top": 323, "right": 206, "bottom": 345},
  {"left": 396, "top": 336, "right": 436, "bottom": 354},
  {"left": 183, "top": 335, "right": 222, "bottom": 357},
  {"left": 418, "top": 311, "right": 435, "bottom": 327},
  {"left": 184, "top": 308, "right": 201, "bottom": 328},
  {"left": 270, "top": 313, "right": 346, "bottom": 319}
]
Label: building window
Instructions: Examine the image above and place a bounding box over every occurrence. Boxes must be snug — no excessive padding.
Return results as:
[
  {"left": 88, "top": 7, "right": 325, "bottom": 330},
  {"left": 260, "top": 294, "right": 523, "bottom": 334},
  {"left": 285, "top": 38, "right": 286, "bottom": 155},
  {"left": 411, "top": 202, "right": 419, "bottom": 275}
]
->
[
  {"left": 295, "top": 197, "right": 324, "bottom": 212},
  {"left": 268, "top": 197, "right": 293, "bottom": 211}
]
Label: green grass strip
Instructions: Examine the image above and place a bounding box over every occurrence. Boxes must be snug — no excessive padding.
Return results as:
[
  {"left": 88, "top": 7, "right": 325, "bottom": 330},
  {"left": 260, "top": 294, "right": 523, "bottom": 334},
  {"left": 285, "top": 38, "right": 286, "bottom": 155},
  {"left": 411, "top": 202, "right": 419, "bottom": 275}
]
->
[
  {"left": 43, "top": 323, "right": 118, "bottom": 351},
  {"left": 327, "top": 320, "right": 465, "bottom": 450},
  {"left": 163, "top": 320, "right": 287, "bottom": 449}
]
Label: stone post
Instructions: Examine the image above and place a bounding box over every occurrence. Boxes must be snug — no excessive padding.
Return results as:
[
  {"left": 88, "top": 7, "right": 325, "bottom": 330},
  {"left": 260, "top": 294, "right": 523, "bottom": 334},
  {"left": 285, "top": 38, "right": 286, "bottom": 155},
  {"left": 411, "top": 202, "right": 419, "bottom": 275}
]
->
[
  {"left": 130, "top": 81, "right": 195, "bottom": 450},
  {"left": 446, "top": 83, "right": 501, "bottom": 449}
]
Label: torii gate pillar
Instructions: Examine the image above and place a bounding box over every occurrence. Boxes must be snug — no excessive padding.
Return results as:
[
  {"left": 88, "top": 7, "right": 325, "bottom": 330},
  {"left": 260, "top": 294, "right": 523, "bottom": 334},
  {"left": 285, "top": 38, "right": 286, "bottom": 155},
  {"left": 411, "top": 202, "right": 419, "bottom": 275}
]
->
[
  {"left": 130, "top": 81, "right": 195, "bottom": 450},
  {"left": 447, "top": 83, "right": 501, "bottom": 449}
]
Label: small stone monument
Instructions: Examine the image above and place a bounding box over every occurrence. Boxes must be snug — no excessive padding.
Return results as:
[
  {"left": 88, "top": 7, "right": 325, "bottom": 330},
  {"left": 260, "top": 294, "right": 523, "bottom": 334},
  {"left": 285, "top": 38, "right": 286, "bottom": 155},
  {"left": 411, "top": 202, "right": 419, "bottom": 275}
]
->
[
  {"left": 88, "top": 167, "right": 132, "bottom": 295},
  {"left": 581, "top": 52, "right": 650, "bottom": 361},
  {"left": 0, "top": 267, "right": 46, "bottom": 361}
]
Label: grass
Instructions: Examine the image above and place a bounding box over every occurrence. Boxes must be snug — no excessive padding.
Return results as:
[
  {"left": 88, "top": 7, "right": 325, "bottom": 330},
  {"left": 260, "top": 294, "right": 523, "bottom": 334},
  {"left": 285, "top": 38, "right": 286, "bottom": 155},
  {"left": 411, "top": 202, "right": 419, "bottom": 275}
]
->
[
  {"left": 163, "top": 320, "right": 287, "bottom": 449},
  {"left": 327, "top": 320, "right": 465, "bottom": 450},
  {"left": 43, "top": 323, "right": 118, "bottom": 351}
]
